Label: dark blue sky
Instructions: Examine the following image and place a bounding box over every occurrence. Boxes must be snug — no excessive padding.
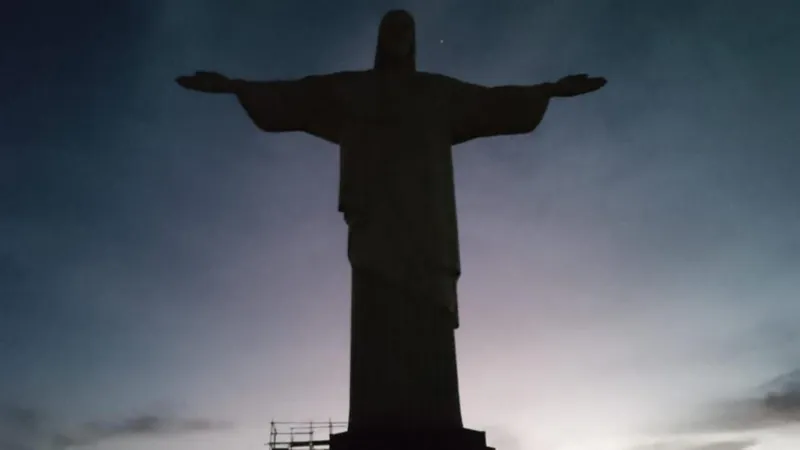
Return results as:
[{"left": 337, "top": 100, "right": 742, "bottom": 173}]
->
[{"left": 2, "top": 1, "right": 799, "bottom": 449}]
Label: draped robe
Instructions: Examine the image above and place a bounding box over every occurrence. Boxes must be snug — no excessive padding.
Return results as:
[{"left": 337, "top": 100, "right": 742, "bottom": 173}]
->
[{"left": 236, "top": 70, "right": 549, "bottom": 430}]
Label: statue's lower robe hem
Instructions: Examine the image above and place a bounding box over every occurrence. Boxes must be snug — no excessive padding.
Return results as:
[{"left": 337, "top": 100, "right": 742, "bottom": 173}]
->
[
  {"left": 330, "top": 427, "right": 495, "bottom": 450},
  {"left": 348, "top": 268, "right": 463, "bottom": 430}
]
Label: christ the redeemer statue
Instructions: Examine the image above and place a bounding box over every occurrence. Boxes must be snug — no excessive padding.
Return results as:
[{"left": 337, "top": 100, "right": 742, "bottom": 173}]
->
[{"left": 177, "top": 9, "right": 605, "bottom": 441}]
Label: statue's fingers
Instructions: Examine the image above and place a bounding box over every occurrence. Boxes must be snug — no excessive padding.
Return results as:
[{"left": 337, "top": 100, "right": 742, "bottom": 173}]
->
[
  {"left": 176, "top": 76, "right": 212, "bottom": 91},
  {"left": 584, "top": 79, "right": 606, "bottom": 93},
  {"left": 175, "top": 76, "right": 193, "bottom": 88}
]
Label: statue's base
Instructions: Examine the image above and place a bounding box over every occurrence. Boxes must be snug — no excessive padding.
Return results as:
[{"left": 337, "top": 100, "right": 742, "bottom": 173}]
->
[{"left": 329, "top": 427, "right": 494, "bottom": 450}]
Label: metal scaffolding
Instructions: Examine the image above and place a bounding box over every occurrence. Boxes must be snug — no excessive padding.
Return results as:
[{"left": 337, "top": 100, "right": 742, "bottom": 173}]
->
[{"left": 267, "top": 421, "right": 347, "bottom": 450}]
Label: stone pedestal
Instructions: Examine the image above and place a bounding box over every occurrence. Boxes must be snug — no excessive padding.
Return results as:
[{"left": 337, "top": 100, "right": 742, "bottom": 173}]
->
[{"left": 330, "top": 427, "right": 494, "bottom": 450}]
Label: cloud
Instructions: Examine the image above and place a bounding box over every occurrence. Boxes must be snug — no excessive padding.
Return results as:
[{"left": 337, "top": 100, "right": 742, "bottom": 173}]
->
[
  {"left": 0, "top": 405, "right": 232, "bottom": 450},
  {"left": 684, "top": 441, "right": 756, "bottom": 450},
  {"left": 762, "top": 369, "right": 800, "bottom": 399},
  {"left": 0, "top": 405, "right": 48, "bottom": 450},
  {"left": 668, "top": 368, "right": 800, "bottom": 435},
  {"left": 0, "top": 406, "right": 44, "bottom": 435},
  {"left": 630, "top": 439, "right": 757, "bottom": 450},
  {"left": 0, "top": 442, "right": 37, "bottom": 450},
  {"left": 52, "top": 414, "right": 233, "bottom": 448}
]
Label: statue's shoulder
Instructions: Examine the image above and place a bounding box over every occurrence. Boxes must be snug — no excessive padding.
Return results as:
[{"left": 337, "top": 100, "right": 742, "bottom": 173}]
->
[
  {"left": 414, "top": 72, "right": 463, "bottom": 90},
  {"left": 321, "top": 70, "right": 373, "bottom": 91},
  {"left": 299, "top": 70, "right": 369, "bottom": 84},
  {"left": 415, "top": 71, "right": 455, "bottom": 82},
  {"left": 326, "top": 70, "right": 371, "bottom": 80},
  {"left": 325, "top": 70, "right": 457, "bottom": 86}
]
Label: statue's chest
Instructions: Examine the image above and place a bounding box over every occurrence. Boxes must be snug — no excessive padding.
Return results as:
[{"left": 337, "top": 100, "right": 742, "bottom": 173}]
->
[{"left": 339, "top": 75, "right": 447, "bottom": 128}]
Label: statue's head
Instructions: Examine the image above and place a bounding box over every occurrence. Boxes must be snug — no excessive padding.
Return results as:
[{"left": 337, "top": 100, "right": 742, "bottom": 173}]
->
[{"left": 374, "top": 10, "right": 416, "bottom": 72}]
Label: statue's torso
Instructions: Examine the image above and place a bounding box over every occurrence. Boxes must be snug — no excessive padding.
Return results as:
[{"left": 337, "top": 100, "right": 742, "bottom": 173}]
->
[{"left": 334, "top": 71, "right": 461, "bottom": 299}]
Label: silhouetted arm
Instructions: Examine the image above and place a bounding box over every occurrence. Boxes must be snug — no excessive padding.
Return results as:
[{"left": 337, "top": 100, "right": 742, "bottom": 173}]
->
[
  {"left": 448, "top": 79, "right": 553, "bottom": 145},
  {"left": 234, "top": 74, "right": 344, "bottom": 144}
]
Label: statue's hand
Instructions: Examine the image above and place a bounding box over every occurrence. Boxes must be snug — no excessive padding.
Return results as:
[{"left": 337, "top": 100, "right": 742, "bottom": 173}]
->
[
  {"left": 551, "top": 74, "right": 607, "bottom": 97},
  {"left": 175, "top": 71, "right": 236, "bottom": 93}
]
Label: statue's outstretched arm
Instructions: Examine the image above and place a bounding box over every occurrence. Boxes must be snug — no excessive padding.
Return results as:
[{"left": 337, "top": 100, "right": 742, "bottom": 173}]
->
[
  {"left": 176, "top": 71, "right": 345, "bottom": 145},
  {"left": 448, "top": 74, "right": 606, "bottom": 145}
]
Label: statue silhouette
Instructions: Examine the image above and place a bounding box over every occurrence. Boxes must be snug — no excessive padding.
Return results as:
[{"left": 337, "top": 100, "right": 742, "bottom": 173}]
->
[{"left": 177, "top": 8, "right": 605, "bottom": 446}]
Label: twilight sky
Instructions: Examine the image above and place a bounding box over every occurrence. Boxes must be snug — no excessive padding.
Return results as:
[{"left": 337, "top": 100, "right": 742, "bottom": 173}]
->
[{"left": 2, "top": 1, "right": 800, "bottom": 449}]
